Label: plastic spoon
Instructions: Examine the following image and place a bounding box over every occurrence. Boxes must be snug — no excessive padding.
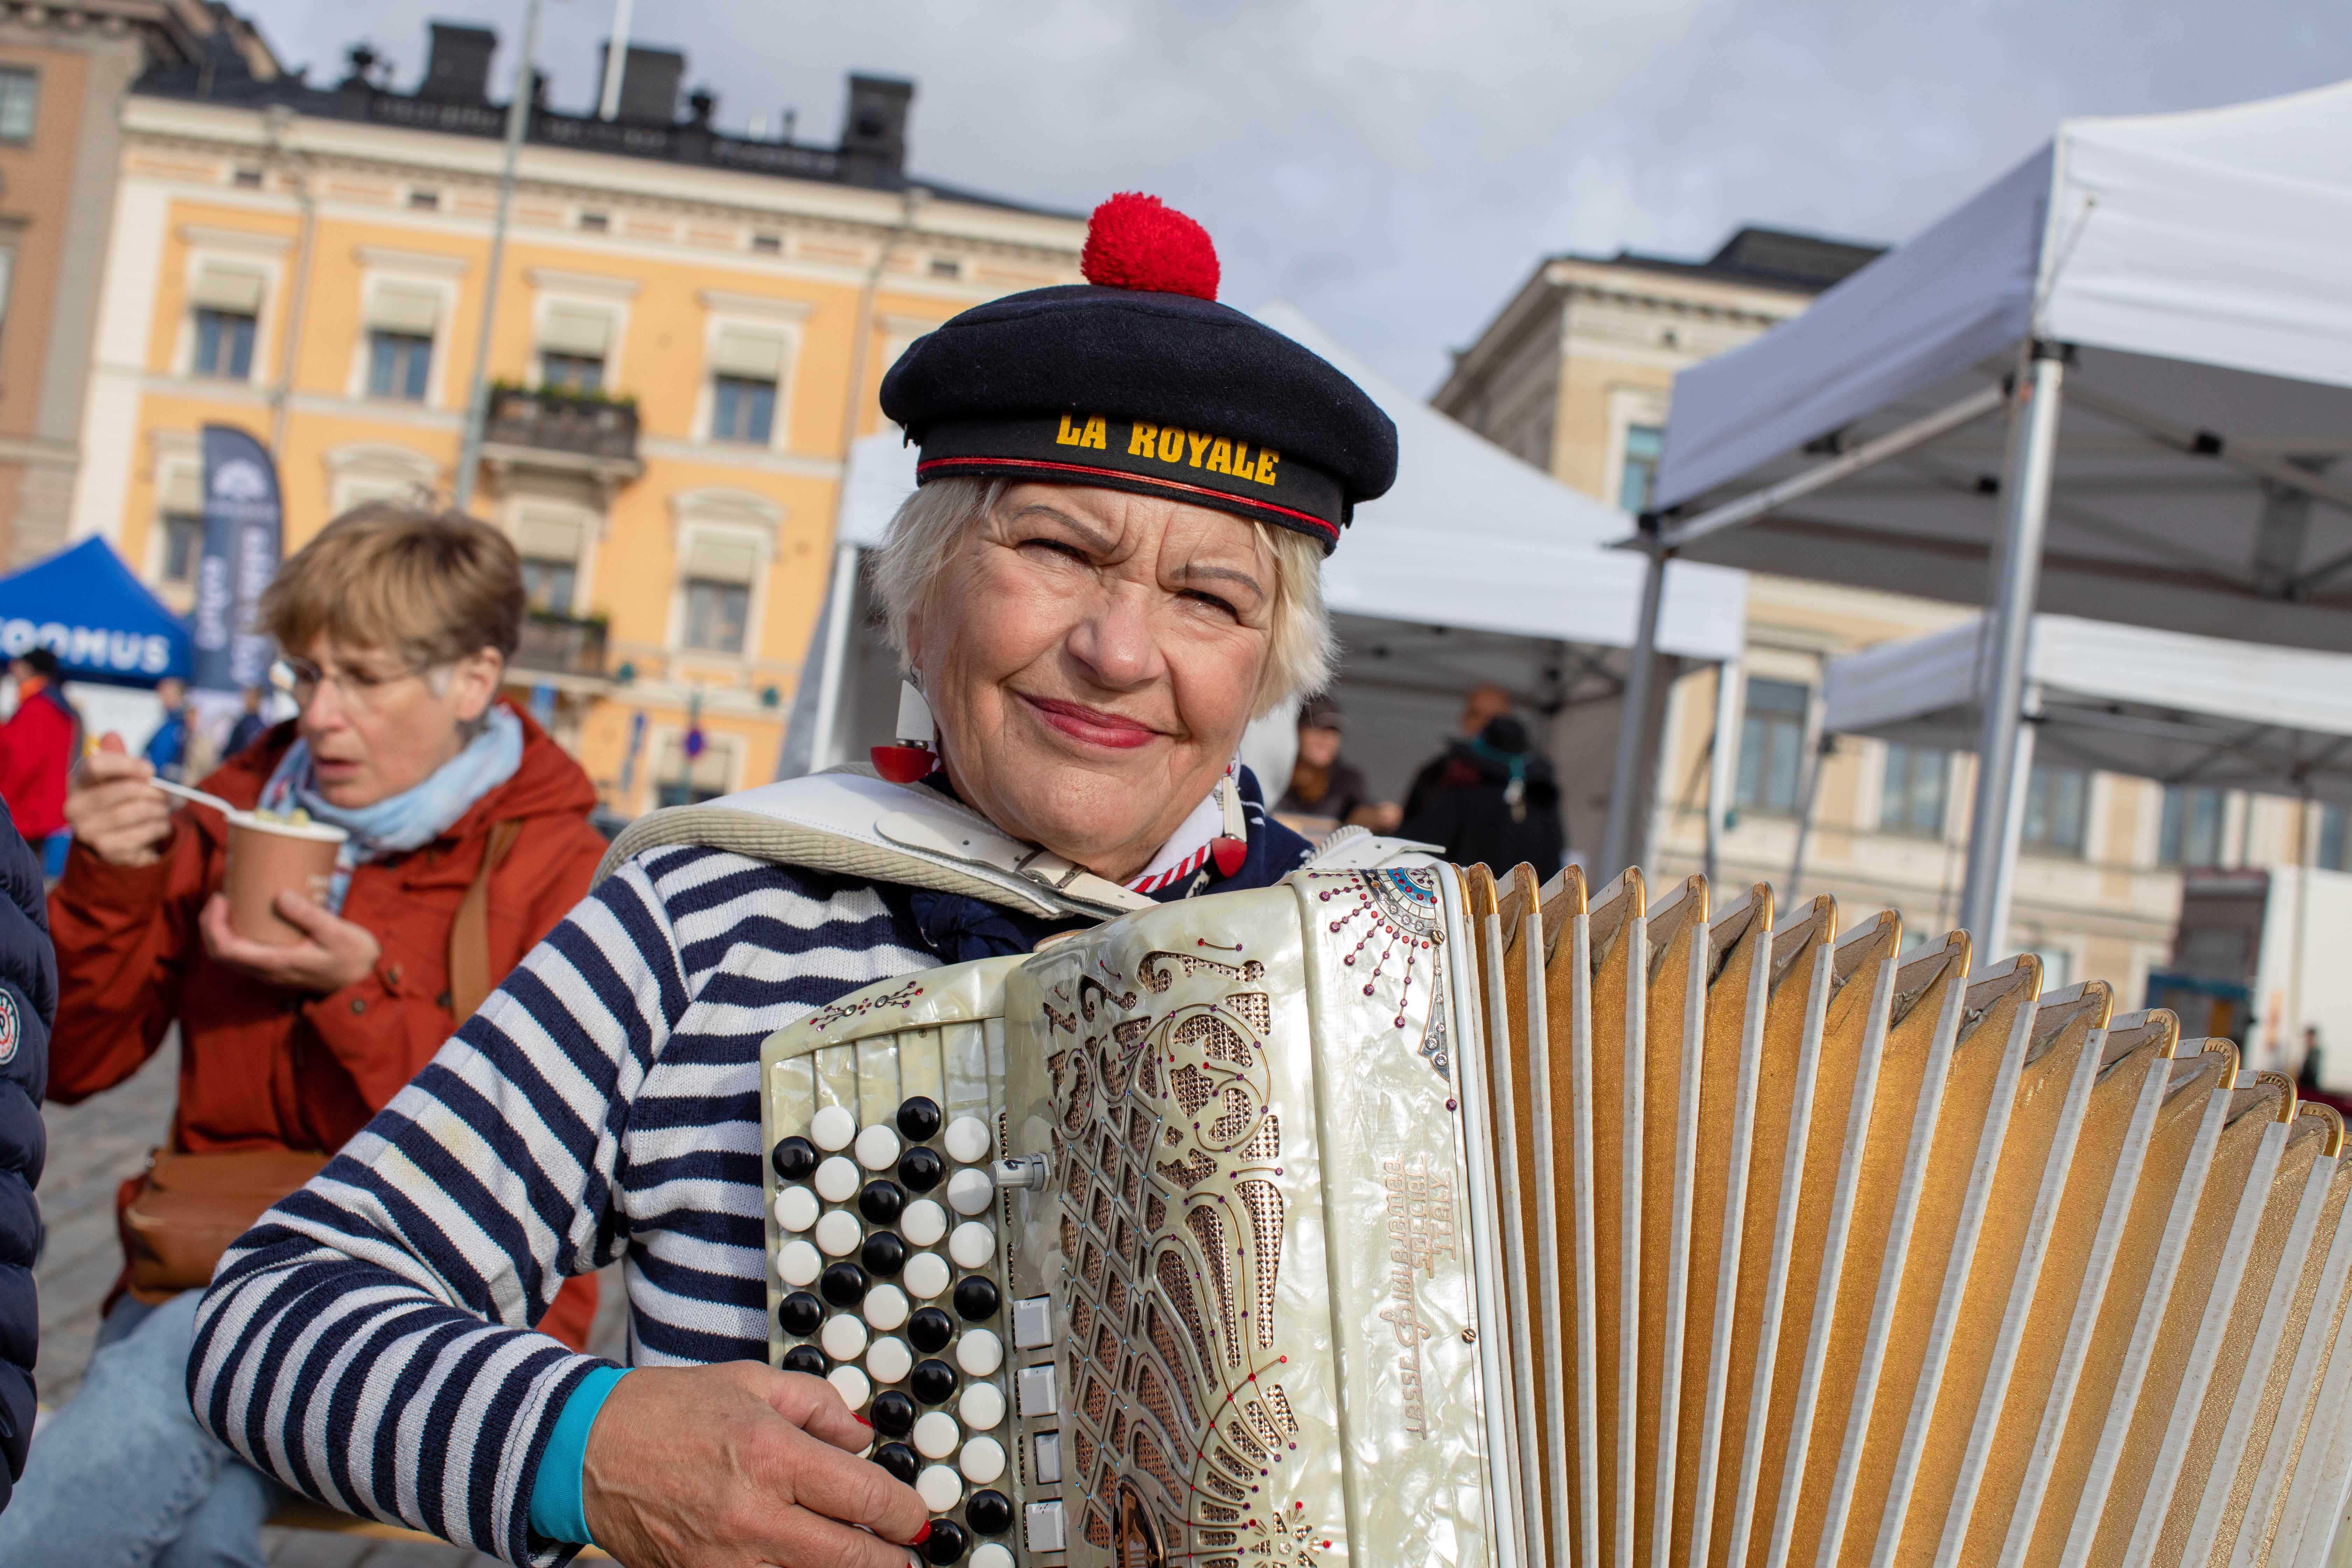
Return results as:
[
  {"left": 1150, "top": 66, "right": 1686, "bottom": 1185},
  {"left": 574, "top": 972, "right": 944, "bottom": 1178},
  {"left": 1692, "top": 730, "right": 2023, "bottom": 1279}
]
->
[{"left": 149, "top": 777, "right": 238, "bottom": 816}]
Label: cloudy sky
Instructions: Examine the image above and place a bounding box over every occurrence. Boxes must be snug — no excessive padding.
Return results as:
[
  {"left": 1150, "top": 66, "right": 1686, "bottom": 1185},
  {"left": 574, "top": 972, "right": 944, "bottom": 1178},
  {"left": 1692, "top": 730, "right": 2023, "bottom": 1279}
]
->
[{"left": 239, "top": 0, "right": 2352, "bottom": 393}]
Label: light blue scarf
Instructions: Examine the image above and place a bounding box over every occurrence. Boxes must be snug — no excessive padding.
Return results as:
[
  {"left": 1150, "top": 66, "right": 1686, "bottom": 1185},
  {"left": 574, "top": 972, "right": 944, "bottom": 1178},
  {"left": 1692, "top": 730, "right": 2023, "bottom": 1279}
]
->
[{"left": 257, "top": 705, "right": 525, "bottom": 911}]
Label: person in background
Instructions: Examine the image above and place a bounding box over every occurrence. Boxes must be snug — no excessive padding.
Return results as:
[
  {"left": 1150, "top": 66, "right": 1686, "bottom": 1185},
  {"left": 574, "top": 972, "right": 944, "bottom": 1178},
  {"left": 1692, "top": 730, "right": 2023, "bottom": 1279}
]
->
[
  {"left": 0, "top": 649, "right": 78, "bottom": 877},
  {"left": 1401, "top": 681, "right": 1514, "bottom": 825},
  {"left": 142, "top": 676, "right": 190, "bottom": 782},
  {"left": 0, "top": 796, "right": 55, "bottom": 1516},
  {"left": 1275, "top": 695, "right": 1398, "bottom": 834},
  {"left": 1399, "top": 712, "right": 1567, "bottom": 876},
  {"left": 3, "top": 504, "right": 610, "bottom": 1568},
  {"left": 221, "top": 685, "right": 266, "bottom": 758}
]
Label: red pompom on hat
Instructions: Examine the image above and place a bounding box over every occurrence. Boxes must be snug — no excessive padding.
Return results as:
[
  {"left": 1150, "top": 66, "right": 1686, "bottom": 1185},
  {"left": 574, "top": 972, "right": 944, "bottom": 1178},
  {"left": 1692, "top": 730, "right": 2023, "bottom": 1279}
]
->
[{"left": 1080, "top": 191, "right": 1219, "bottom": 302}]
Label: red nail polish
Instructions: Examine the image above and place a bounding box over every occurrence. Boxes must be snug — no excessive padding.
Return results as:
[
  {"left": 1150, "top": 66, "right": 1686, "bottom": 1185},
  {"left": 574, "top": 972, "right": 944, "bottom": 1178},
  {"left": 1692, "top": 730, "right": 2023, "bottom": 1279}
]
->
[
  {"left": 854, "top": 1414, "right": 874, "bottom": 1428},
  {"left": 912, "top": 1522, "right": 932, "bottom": 1545}
]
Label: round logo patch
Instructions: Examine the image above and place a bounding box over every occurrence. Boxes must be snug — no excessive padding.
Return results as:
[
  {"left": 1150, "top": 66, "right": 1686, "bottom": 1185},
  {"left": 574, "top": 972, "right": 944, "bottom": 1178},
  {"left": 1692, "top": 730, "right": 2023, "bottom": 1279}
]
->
[{"left": 0, "top": 989, "right": 19, "bottom": 1065}]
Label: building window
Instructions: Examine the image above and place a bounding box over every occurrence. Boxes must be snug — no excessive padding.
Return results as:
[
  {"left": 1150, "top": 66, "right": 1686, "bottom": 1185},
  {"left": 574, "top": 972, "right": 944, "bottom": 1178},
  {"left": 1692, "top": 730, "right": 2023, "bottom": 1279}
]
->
[
  {"left": 409, "top": 188, "right": 441, "bottom": 210},
  {"left": 2022, "top": 764, "right": 2089, "bottom": 855},
  {"left": 160, "top": 513, "right": 203, "bottom": 584},
  {"left": 193, "top": 308, "right": 257, "bottom": 379},
  {"left": 1618, "top": 423, "right": 1664, "bottom": 513},
  {"left": 230, "top": 166, "right": 263, "bottom": 188},
  {"left": 683, "top": 579, "right": 750, "bottom": 653},
  {"left": 540, "top": 351, "right": 604, "bottom": 395},
  {"left": 1878, "top": 742, "right": 1947, "bottom": 837},
  {"left": 928, "top": 255, "right": 962, "bottom": 279},
  {"left": 750, "top": 231, "right": 783, "bottom": 255},
  {"left": 0, "top": 70, "right": 37, "bottom": 143},
  {"left": 578, "top": 210, "right": 610, "bottom": 233},
  {"left": 2319, "top": 805, "right": 2351, "bottom": 872},
  {"left": 2160, "top": 785, "right": 2227, "bottom": 868},
  {"left": 366, "top": 330, "right": 432, "bottom": 400},
  {"left": 2029, "top": 947, "right": 2074, "bottom": 990},
  {"left": 711, "top": 374, "right": 777, "bottom": 444},
  {"left": 520, "top": 558, "right": 576, "bottom": 615},
  {"left": 1736, "top": 678, "right": 1809, "bottom": 814}
]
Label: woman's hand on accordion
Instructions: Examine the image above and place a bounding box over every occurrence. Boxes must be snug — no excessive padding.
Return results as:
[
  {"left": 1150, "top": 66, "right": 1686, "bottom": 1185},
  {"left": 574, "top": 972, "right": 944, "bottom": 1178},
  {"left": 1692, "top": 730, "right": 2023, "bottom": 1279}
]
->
[{"left": 581, "top": 1362, "right": 931, "bottom": 1567}]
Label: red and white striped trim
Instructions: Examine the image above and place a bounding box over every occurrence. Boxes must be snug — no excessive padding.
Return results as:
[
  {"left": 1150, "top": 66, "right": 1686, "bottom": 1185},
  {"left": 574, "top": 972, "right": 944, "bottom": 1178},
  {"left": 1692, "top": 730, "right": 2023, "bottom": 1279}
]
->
[{"left": 1129, "top": 843, "right": 1213, "bottom": 894}]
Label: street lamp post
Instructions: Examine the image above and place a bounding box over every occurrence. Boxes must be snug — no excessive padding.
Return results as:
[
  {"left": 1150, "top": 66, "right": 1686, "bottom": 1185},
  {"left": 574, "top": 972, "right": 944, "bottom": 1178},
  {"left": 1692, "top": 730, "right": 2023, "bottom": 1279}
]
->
[{"left": 453, "top": 0, "right": 545, "bottom": 514}]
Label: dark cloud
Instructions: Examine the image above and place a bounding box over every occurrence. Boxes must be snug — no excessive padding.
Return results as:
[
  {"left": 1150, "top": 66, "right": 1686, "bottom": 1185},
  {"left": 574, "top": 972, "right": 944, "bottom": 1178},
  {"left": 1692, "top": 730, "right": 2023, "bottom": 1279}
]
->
[{"left": 246, "top": 0, "right": 2352, "bottom": 391}]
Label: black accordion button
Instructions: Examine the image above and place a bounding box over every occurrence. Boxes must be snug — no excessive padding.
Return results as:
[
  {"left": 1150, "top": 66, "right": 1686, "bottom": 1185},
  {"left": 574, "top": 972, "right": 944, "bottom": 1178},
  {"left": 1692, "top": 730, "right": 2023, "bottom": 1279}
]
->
[
  {"left": 859, "top": 1179, "right": 906, "bottom": 1225},
  {"left": 953, "top": 1276, "right": 1000, "bottom": 1322},
  {"left": 777, "top": 1290, "right": 823, "bottom": 1337},
  {"left": 898, "top": 1144, "right": 945, "bottom": 1193},
  {"left": 780, "top": 1344, "right": 827, "bottom": 1377},
  {"left": 909, "top": 1358, "right": 958, "bottom": 1405},
  {"left": 861, "top": 1231, "right": 908, "bottom": 1279},
  {"left": 869, "top": 1390, "right": 916, "bottom": 1438},
  {"left": 966, "top": 1489, "right": 1013, "bottom": 1536},
  {"left": 907, "top": 1306, "right": 955, "bottom": 1354},
  {"left": 771, "top": 1135, "right": 818, "bottom": 1182},
  {"left": 922, "top": 1518, "right": 968, "bottom": 1563},
  {"left": 897, "top": 1096, "right": 943, "bottom": 1142},
  {"left": 820, "top": 1262, "right": 868, "bottom": 1308},
  {"left": 872, "top": 1441, "right": 919, "bottom": 1485}
]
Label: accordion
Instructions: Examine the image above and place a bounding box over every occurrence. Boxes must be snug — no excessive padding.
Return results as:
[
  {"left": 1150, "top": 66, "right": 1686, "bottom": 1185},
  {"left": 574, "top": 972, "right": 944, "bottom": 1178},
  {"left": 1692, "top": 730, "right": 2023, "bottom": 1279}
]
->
[{"left": 759, "top": 862, "right": 2352, "bottom": 1568}]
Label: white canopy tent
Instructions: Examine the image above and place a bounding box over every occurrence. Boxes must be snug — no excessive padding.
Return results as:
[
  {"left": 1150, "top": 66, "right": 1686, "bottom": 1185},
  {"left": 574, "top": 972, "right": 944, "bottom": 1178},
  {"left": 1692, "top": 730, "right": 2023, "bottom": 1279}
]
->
[
  {"left": 1606, "top": 78, "right": 2352, "bottom": 951},
  {"left": 783, "top": 303, "right": 1749, "bottom": 864}
]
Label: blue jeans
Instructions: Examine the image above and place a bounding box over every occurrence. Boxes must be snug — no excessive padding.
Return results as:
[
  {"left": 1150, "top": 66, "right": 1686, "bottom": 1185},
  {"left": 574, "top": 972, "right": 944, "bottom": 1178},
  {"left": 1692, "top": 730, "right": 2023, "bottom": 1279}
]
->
[{"left": 0, "top": 1291, "right": 287, "bottom": 1567}]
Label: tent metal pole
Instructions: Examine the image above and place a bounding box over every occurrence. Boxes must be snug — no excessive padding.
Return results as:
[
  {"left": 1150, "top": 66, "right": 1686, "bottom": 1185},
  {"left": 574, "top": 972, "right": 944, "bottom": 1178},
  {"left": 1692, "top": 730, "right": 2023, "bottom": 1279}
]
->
[
  {"left": 1983, "top": 686, "right": 2039, "bottom": 959},
  {"left": 1786, "top": 680, "right": 1827, "bottom": 898},
  {"left": 1706, "top": 655, "right": 1743, "bottom": 888},
  {"left": 1603, "top": 530, "right": 1670, "bottom": 878},
  {"left": 806, "top": 540, "right": 860, "bottom": 773},
  {"left": 1959, "top": 345, "right": 2066, "bottom": 946},
  {"left": 1654, "top": 384, "right": 2005, "bottom": 551}
]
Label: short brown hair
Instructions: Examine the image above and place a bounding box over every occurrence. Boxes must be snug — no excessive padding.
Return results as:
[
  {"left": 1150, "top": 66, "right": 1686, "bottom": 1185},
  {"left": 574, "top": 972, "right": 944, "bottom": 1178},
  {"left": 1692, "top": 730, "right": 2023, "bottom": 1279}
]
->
[{"left": 260, "top": 503, "right": 524, "bottom": 667}]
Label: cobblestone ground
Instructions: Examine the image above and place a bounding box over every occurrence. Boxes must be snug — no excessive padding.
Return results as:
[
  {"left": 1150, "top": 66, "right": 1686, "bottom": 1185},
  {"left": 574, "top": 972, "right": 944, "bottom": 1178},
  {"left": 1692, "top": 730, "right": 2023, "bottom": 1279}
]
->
[{"left": 36, "top": 1034, "right": 629, "bottom": 1566}]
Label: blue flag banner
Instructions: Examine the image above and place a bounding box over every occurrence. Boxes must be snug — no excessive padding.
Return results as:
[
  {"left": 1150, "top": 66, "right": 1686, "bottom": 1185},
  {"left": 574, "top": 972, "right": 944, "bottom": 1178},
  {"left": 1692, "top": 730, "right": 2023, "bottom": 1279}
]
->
[
  {"left": 0, "top": 536, "right": 191, "bottom": 685},
  {"left": 191, "top": 424, "right": 284, "bottom": 694}
]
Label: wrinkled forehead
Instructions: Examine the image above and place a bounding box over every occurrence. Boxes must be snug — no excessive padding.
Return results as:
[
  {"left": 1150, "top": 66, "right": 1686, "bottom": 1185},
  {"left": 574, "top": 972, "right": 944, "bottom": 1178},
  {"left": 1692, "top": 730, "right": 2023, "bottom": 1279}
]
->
[{"left": 994, "top": 481, "right": 1274, "bottom": 573}]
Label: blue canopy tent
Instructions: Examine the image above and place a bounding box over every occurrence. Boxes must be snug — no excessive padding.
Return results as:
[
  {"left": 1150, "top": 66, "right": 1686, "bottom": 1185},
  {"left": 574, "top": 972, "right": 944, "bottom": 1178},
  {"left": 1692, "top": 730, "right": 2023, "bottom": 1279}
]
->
[{"left": 0, "top": 536, "right": 191, "bottom": 686}]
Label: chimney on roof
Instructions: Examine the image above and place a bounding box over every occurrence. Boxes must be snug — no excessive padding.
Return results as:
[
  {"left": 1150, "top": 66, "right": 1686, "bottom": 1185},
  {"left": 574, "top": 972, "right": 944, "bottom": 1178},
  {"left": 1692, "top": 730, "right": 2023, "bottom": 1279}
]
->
[
  {"left": 596, "top": 42, "right": 685, "bottom": 123},
  {"left": 420, "top": 23, "right": 496, "bottom": 103},
  {"left": 839, "top": 74, "right": 913, "bottom": 184}
]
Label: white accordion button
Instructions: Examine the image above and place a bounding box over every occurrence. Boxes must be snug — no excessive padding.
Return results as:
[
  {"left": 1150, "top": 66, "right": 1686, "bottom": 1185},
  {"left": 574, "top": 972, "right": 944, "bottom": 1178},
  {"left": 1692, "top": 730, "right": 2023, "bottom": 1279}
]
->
[
  {"left": 912, "top": 1410, "right": 960, "bottom": 1460},
  {"left": 957, "top": 1381, "right": 1006, "bottom": 1431},
  {"left": 863, "top": 1284, "right": 909, "bottom": 1332},
  {"left": 810, "top": 1105, "right": 857, "bottom": 1152},
  {"left": 1032, "top": 1431, "right": 1062, "bottom": 1484},
  {"left": 827, "top": 1365, "right": 869, "bottom": 1411},
  {"left": 972, "top": 1545, "right": 1014, "bottom": 1568},
  {"left": 853, "top": 1123, "right": 901, "bottom": 1171},
  {"left": 820, "top": 1314, "right": 868, "bottom": 1362},
  {"left": 946, "top": 1168, "right": 994, "bottom": 1216},
  {"left": 958, "top": 1434, "right": 1006, "bottom": 1484},
  {"left": 866, "top": 1335, "right": 913, "bottom": 1385},
  {"left": 813, "top": 1156, "right": 860, "bottom": 1204},
  {"left": 901, "top": 1198, "right": 948, "bottom": 1248},
  {"left": 1025, "top": 1499, "right": 1069, "bottom": 1553},
  {"left": 814, "top": 1210, "right": 863, "bottom": 1257},
  {"left": 1015, "top": 1363, "right": 1057, "bottom": 1417},
  {"left": 904, "top": 1252, "right": 951, "bottom": 1300},
  {"left": 776, "top": 1240, "right": 821, "bottom": 1287},
  {"left": 774, "top": 1186, "right": 819, "bottom": 1233},
  {"left": 943, "top": 1115, "right": 992, "bottom": 1164},
  {"left": 1011, "top": 1295, "right": 1052, "bottom": 1350},
  {"left": 916, "top": 1464, "right": 962, "bottom": 1511},
  {"left": 955, "top": 1328, "right": 1003, "bottom": 1378},
  {"left": 947, "top": 1221, "right": 995, "bottom": 1269}
]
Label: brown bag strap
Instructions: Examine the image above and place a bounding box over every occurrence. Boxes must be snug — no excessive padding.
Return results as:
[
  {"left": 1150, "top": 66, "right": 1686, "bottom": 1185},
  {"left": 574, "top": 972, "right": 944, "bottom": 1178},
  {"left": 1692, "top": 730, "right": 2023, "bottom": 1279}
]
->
[{"left": 448, "top": 819, "right": 524, "bottom": 1021}]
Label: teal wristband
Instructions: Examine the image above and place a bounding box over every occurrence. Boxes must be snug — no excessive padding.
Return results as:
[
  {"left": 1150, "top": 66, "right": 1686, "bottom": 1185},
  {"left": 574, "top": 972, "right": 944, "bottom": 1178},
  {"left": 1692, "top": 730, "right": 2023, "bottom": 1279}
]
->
[{"left": 529, "top": 1366, "right": 627, "bottom": 1546}]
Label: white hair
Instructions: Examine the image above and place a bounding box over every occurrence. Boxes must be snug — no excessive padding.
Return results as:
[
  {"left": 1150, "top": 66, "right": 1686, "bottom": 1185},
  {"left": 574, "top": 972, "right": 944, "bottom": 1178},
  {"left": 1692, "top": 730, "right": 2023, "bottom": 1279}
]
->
[{"left": 868, "top": 475, "right": 1334, "bottom": 719}]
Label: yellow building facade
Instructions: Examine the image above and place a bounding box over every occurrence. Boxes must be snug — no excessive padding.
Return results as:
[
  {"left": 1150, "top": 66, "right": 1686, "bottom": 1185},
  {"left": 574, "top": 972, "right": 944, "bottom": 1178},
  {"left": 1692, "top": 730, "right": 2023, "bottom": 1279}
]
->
[{"left": 72, "top": 33, "right": 1084, "bottom": 813}]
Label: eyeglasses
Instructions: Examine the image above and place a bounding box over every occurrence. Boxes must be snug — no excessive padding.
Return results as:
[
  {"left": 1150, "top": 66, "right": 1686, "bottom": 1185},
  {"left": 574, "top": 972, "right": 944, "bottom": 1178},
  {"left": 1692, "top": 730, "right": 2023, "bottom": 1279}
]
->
[{"left": 272, "top": 655, "right": 428, "bottom": 713}]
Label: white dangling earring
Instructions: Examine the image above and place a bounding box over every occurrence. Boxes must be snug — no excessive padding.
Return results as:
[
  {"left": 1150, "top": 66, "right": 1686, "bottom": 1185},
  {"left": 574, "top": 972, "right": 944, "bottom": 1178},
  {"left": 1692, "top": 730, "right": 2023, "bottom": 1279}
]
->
[{"left": 872, "top": 678, "right": 939, "bottom": 784}]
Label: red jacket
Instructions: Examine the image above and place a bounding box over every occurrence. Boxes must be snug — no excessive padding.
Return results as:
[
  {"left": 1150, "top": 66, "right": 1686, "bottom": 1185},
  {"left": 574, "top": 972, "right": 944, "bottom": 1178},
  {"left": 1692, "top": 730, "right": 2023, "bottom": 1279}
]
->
[
  {"left": 0, "top": 679, "right": 75, "bottom": 838},
  {"left": 49, "top": 702, "right": 609, "bottom": 1345}
]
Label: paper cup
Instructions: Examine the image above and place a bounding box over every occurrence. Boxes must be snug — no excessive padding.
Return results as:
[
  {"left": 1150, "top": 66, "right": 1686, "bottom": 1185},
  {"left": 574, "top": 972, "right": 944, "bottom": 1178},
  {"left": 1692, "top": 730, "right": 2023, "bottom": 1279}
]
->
[{"left": 223, "top": 810, "right": 348, "bottom": 945}]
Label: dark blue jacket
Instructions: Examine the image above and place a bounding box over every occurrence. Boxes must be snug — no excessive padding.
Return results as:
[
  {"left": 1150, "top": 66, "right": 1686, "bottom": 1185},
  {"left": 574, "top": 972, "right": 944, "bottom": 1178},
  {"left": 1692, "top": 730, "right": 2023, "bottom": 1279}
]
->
[{"left": 0, "top": 799, "right": 50, "bottom": 1511}]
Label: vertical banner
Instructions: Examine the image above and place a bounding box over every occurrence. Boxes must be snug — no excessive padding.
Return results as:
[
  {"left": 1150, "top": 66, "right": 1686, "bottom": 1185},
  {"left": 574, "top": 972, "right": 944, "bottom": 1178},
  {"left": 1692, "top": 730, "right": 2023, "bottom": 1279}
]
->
[{"left": 190, "top": 424, "right": 284, "bottom": 697}]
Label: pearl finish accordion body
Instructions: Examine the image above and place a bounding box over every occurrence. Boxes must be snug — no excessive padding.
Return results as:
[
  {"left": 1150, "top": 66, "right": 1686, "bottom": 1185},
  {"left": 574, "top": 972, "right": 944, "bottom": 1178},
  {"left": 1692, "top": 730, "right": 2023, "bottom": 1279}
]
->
[{"left": 759, "top": 862, "right": 2352, "bottom": 1568}]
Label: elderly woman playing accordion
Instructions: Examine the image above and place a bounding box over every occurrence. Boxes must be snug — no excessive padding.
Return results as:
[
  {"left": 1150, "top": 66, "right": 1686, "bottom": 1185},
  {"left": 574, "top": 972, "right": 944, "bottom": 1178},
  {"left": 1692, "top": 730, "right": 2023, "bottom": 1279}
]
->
[{"left": 190, "top": 194, "right": 1399, "bottom": 1567}]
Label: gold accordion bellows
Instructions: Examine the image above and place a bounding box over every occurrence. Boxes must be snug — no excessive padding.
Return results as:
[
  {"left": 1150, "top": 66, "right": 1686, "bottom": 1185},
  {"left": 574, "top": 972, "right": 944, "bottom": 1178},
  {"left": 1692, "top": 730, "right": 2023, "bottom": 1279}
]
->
[{"left": 759, "top": 862, "right": 2352, "bottom": 1568}]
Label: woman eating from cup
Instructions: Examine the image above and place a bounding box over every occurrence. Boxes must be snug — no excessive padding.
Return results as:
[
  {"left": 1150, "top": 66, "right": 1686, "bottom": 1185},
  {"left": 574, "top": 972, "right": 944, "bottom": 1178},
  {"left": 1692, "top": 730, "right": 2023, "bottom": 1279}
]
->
[
  {"left": 182, "top": 194, "right": 1402, "bottom": 1566},
  {"left": 6, "top": 504, "right": 609, "bottom": 1567}
]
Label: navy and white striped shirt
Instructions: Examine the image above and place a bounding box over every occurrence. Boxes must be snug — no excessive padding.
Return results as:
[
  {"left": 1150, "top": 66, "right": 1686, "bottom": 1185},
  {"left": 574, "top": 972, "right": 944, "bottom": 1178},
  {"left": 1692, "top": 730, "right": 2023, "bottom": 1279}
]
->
[{"left": 190, "top": 847, "right": 940, "bottom": 1564}]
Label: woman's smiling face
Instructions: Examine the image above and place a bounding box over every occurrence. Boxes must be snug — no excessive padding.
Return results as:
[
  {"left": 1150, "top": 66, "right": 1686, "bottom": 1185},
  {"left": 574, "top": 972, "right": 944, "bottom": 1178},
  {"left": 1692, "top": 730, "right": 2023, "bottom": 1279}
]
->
[{"left": 908, "top": 482, "right": 1278, "bottom": 884}]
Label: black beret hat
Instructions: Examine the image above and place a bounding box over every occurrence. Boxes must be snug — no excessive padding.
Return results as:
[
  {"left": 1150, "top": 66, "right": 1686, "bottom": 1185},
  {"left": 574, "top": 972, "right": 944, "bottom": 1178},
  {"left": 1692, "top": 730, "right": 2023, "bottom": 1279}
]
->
[{"left": 879, "top": 193, "right": 1397, "bottom": 552}]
